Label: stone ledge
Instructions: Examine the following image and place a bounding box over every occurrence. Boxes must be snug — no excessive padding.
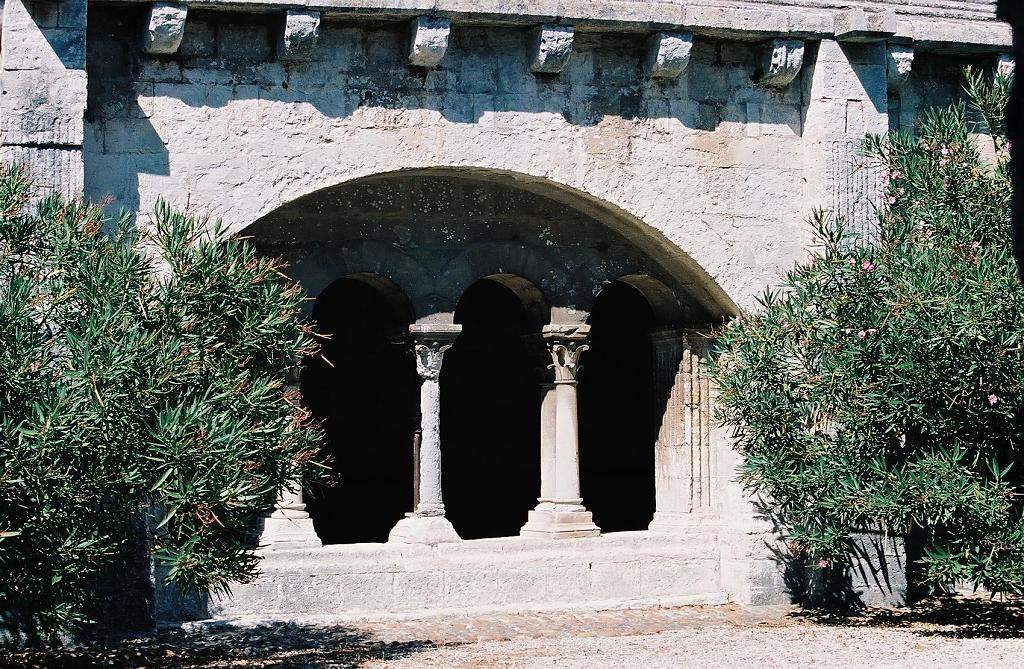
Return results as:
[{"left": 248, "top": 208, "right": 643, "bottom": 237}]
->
[
  {"left": 195, "top": 531, "right": 726, "bottom": 621},
  {"left": 91, "top": 0, "right": 1010, "bottom": 52}
]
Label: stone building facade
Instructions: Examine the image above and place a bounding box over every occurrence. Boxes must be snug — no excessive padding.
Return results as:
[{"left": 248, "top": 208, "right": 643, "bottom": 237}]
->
[{"left": 0, "top": 0, "right": 1011, "bottom": 620}]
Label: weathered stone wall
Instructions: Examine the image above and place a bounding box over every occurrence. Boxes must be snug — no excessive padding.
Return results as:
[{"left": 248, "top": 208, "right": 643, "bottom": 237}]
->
[{"left": 84, "top": 8, "right": 818, "bottom": 313}]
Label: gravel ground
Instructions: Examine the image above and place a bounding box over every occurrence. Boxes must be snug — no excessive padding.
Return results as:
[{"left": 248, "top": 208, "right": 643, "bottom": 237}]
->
[
  {"left": 3, "top": 597, "right": 1023, "bottom": 668},
  {"left": 373, "top": 625, "right": 1024, "bottom": 668}
]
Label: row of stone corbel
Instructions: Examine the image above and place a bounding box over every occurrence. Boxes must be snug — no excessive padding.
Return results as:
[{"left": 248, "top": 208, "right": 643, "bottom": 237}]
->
[{"left": 141, "top": 2, "right": 1014, "bottom": 91}]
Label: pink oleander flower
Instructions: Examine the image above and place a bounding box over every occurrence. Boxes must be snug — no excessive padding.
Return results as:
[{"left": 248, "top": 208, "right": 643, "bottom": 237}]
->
[
  {"left": 848, "top": 258, "right": 857, "bottom": 266},
  {"left": 939, "top": 158, "right": 949, "bottom": 167},
  {"left": 972, "top": 241, "right": 981, "bottom": 249},
  {"left": 867, "top": 328, "right": 878, "bottom": 335},
  {"left": 892, "top": 170, "right": 902, "bottom": 180},
  {"left": 989, "top": 394, "right": 1000, "bottom": 406},
  {"left": 941, "top": 146, "right": 950, "bottom": 156},
  {"left": 857, "top": 330, "right": 867, "bottom": 339},
  {"left": 862, "top": 261, "right": 875, "bottom": 271},
  {"left": 817, "top": 559, "right": 830, "bottom": 569},
  {"left": 888, "top": 195, "right": 897, "bottom": 204}
]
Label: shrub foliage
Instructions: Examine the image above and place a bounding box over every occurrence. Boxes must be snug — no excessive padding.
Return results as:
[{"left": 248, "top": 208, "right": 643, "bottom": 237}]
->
[
  {"left": 710, "top": 70, "right": 1024, "bottom": 594},
  {"left": 0, "top": 168, "right": 322, "bottom": 641}
]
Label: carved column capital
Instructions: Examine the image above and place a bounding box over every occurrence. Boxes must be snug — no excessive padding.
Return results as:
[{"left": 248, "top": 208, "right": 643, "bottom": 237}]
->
[
  {"left": 410, "top": 324, "right": 461, "bottom": 381},
  {"left": 542, "top": 324, "right": 590, "bottom": 383},
  {"left": 887, "top": 45, "right": 915, "bottom": 93}
]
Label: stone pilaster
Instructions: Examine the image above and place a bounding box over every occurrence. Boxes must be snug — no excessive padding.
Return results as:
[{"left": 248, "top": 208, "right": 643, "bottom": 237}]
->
[
  {"left": 0, "top": 0, "right": 88, "bottom": 199},
  {"left": 521, "top": 324, "right": 600, "bottom": 539},
  {"left": 803, "top": 39, "right": 889, "bottom": 246},
  {"left": 648, "top": 329, "right": 715, "bottom": 534},
  {"left": 388, "top": 324, "right": 462, "bottom": 545}
]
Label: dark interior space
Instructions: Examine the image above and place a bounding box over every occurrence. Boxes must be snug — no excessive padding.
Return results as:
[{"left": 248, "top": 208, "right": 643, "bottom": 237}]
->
[
  {"left": 579, "top": 281, "right": 658, "bottom": 532},
  {"left": 441, "top": 277, "right": 544, "bottom": 539},
  {"left": 302, "top": 275, "right": 419, "bottom": 544}
]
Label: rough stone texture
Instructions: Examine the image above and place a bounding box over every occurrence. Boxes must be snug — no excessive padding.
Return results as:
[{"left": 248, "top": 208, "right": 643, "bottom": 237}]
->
[
  {"left": 408, "top": 16, "right": 449, "bottom": 69},
  {"left": 646, "top": 32, "right": 693, "bottom": 80},
  {"left": 277, "top": 9, "right": 320, "bottom": 62},
  {"left": 530, "top": 24, "right": 574, "bottom": 74},
  {"left": 1, "top": 0, "right": 87, "bottom": 198},
  {"left": 143, "top": 2, "right": 187, "bottom": 55}
]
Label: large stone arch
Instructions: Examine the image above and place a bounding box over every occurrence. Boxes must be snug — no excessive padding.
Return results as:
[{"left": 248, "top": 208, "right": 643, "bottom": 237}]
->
[{"left": 242, "top": 167, "right": 738, "bottom": 323}]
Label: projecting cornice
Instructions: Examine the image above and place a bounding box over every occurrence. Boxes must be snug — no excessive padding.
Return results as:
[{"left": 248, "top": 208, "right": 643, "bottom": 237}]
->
[{"left": 106, "top": 0, "right": 1010, "bottom": 53}]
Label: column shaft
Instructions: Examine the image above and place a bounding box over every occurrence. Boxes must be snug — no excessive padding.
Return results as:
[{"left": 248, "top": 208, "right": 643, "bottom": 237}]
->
[
  {"left": 521, "top": 324, "right": 599, "bottom": 539},
  {"left": 552, "top": 380, "right": 582, "bottom": 503},
  {"left": 538, "top": 383, "right": 557, "bottom": 501},
  {"left": 415, "top": 375, "right": 444, "bottom": 515},
  {"left": 389, "top": 324, "right": 462, "bottom": 544}
]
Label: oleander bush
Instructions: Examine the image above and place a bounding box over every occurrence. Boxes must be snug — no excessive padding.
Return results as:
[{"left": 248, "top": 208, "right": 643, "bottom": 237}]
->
[
  {"left": 711, "top": 69, "right": 1024, "bottom": 595},
  {"left": 0, "top": 167, "right": 323, "bottom": 644}
]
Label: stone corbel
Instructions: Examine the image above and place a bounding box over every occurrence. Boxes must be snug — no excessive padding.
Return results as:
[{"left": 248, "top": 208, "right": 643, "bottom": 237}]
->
[
  {"left": 887, "top": 45, "right": 915, "bottom": 93},
  {"left": 409, "top": 16, "right": 450, "bottom": 69},
  {"left": 530, "top": 24, "right": 575, "bottom": 75},
  {"left": 757, "top": 38, "right": 805, "bottom": 89},
  {"left": 646, "top": 31, "right": 693, "bottom": 80},
  {"left": 834, "top": 7, "right": 897, "bottom": 42},
  {"left": 998, "top": 54, "right": 1016, "bottom": 78},
  {"left": 143, "top": 2, "right": 188, "bottom": 55},
  {"left": 277, "top": 9, "right": 321, "bottom": 62}
]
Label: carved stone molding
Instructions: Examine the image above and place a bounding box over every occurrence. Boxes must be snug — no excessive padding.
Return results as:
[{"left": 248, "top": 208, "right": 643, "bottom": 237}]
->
[
  {"left": 646, "top": 32, "right": 693, "bottom": 79},
  {"left": 530, "top": 24, "right": 575, "bottom": 75},
  {"left": 409, "top": 16, "right": 450, "bottom": 69},
  {"left": 757, "top": 38, "right": 805, "bottom": 89},
  {"left": 143, "top": 2, "right": 188, "bottom": 55},
  {"left": 410, "top": 324, "right": 461, "bottom": 380},
  {"left": 542, "top": 324, "right": 590, "bottom": 383},
  {"left": 278, "top": 9, "right": 320, "bottom": 62},
  {"left": 887, "top": 45, "right": 915, "bottom": 92}
]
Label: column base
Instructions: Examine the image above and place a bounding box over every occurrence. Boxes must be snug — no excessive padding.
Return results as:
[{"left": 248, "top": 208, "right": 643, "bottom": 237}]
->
[
  {"left": 258, "top": 513, "right": 321, "bottom": 548},
  {"left": 520, "top": 503, "right": 601, "bottom": 539},
  {"left": 388, "top": 514, "right": 462, "bottom": 545}
]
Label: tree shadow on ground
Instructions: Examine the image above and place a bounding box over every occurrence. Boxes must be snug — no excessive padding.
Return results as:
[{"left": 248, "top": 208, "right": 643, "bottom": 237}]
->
[
  {"left": 791, "top": 595, "right": 1024, "bottom": 640},
  {"left": 0, "top": 621, "right": 438, "bottom": 669}
]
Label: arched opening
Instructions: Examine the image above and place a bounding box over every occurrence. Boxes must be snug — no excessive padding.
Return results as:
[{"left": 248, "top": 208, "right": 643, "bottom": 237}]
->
[
  {"left": 580, "top": 277, "right": 679, "bottom": 532},
  {"left": 441, "top": 274, "right": 549, "bottom": 539},
  {"left": 301, "top": 273, "right": 418, "bottom": 544}
]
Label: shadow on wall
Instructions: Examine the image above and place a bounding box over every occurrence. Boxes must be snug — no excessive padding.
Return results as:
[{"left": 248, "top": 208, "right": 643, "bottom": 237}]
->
[{"left": 81, "top": 7, "right": 842, "bottom": 215}]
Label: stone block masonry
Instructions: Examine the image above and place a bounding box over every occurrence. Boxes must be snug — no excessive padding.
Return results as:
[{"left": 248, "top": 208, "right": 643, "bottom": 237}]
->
[{"left": 1, "top": 0, "right": 88, "bottom": 197}]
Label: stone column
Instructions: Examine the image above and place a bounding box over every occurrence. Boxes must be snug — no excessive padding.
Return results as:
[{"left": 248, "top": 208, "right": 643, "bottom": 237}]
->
[
  {"left": 389, "top": 324, "right": 462, "bottom": 545},
  {"left": 0, "top": 0, "right": 88, "bottom": 199},
  {"left": 521, "top": 324, "right": 600, "bottom": 539},
  {"left": 648, "top": 330, "right": 714, "bottom": 533},
  {"left": 258, "top": 482, "right": 321, "bottom": 547}
]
